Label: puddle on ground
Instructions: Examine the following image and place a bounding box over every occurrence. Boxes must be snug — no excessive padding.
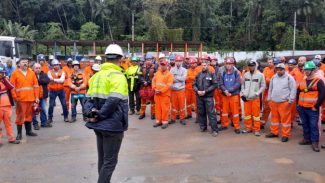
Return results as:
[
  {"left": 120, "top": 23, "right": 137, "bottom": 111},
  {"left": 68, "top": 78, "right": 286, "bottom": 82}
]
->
[
  {"left": 296, "top": 171, "right": 325, "bottom": 183},
  {"left": 121, "top": 176, "right": 227, "bottom": 183},
  {"left": 55, "top": 136, "right": 70, "bottom": 141},
  {"left": 181, "top": 176, "right": 227, "bottom": 183},
  {"left": 259, "top": 138, "right": 281, "bottom": 144},
  {"left": 274, "top": 158, "right": 294, "bottom": 165},
  {"left": 155, "top": 152, "right": 193, "bottom": 166}
]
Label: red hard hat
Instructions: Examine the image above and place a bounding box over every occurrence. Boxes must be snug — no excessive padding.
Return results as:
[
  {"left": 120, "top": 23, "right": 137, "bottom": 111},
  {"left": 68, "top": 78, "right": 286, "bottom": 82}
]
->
[
  {"left": 201, "top": 54, "right": 210, "bottom": 61},
  {"left": 189, "top": 57, "right": 197, "bottom": 64},
  {"left": 210, "top": 55, "right": 217, "bottom": 61},
  {"left": 175, "top": 55, "right": 184, "bottom": 62}
]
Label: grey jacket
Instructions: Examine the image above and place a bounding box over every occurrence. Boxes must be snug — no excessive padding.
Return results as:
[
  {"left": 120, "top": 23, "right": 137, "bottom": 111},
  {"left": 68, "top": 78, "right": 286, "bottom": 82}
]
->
[
  {"left": 170, "top": 66, "right": 187, "bottom": 91},
  {"left": 241, "top": 69, "right": 266, "bottom": 100},
  {"left": 267, "top": 72, "right": 296, "bottom": 103}
]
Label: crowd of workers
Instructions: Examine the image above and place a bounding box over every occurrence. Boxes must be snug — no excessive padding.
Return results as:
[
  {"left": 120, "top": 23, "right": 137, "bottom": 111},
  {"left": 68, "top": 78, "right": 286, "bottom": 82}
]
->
[{"left": 0, "top": 45, "right": 325, "bottom": 154}]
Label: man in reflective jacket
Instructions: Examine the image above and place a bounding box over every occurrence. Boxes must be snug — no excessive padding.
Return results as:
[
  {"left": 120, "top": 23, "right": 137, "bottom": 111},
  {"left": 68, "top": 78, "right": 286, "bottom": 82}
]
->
[{"left": 84, "top": 44, "right": 128, "bottom": 183}]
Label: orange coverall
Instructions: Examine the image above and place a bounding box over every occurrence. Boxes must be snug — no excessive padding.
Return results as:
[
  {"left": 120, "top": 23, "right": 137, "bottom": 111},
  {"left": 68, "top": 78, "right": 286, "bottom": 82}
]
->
[
  {"left": 0, "top": 82, "right": 16, "bottom": 143},
  {"left": 152, "top": 70, "right": 174, "bottom": 125},
  {"left": 62, "top": 66, "right": 74, "bottom": 109},
  {"left": 185, "top": 68, "right": 197, "bottom": 117},
  {"left": 10, "top": 69, "right": 39, "bottom": 125},
  {"left": 261, "top": 67, "right": 275, "bottom": 125}
]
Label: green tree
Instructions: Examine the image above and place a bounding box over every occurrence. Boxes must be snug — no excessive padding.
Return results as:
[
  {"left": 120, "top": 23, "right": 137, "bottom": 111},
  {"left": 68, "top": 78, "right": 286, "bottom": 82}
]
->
[
  {"left": 43, "top": 22, "right": 65, "bottom": 40},
  {"left": 80, "top": 22, "right": 100, "bottom": 40},
  {"left": 0, "top": 19, "right": 37, "bottom": 39}
]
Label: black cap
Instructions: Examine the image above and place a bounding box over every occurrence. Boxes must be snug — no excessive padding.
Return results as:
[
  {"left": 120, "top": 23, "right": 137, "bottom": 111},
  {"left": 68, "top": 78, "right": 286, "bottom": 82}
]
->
[{"left": 248, "top": 61, "right": 256, "bottom": 66}]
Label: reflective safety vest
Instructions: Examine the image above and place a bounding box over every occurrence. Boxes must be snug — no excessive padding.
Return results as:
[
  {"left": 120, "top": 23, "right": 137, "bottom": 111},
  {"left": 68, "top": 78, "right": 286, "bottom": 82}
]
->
[
  {"left": 125, "top": 65, "right": 141, "bottom": 92},
  {"left": 298, "top": 77, "right": 320, "bottom": 108},
  {"left": 87, "top": 63, "right": 128, "bottom": 100},
  {"left": 48, "top": 70, "right": 64, "bottom": 91}
]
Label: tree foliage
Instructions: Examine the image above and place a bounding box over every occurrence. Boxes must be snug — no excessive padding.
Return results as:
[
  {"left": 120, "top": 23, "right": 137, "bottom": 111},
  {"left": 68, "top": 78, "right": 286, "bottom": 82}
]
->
[{"left": 1, "top": 0, "right": 325, "bottom": 50}]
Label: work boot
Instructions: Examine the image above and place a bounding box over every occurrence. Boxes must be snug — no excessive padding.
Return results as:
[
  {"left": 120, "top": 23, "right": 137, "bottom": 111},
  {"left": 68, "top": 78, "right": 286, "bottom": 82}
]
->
[
  {"left": 180, "top": 120, "right": 186, "bottom": 125},
  {"left": 70, "top": 118, "right": 77, "bottom": 123},
  {"left": 168, "top": 120, "right": 176, "bottom": 124},
  {"left": 48, "top": 118, "right": 53, "bottom": 124},
  {"left": 16, "top": 125, "right": 23, "bottom": 140},
  {"left": 299, "top": 139, "right": 312, "bottom": 145},
  {"left": 33, "top": 124, "right": 40, "bottom": 130},
  {"left": 211, "top": 131, "right": 218, "bottom": 137},
  {"left": 281, "top": 137, "right": 289, "bottom": 142},
  {"left": 151, "top": 115, "right": 155, "bottom": 120},
  {"left": 312, "top": 142, "right": 320, "bottom": 152},
  {"left": 9, "top": 139, "right": 20, "bottom": 144},
  {"left": 254, "top": 132, "right": 261, "bottom": 137},
  {"left": 41, "top": 123, "right": 53, "bottom": 128},
  {"left": 161, "top": 124, "right": 168, "bottom": 129},
  {"left": 129, "top": 110, "right": 135, "bottom": 115},
  {"left": 135, "top": 111, "right": 140, "bottom": 115},
  {"left": 153, "top": 123, "right": 162, "bottom": 128},
  {"left": 265, "top": 133, "right": 278, "bottom": 138},
  {"left": 234, "top": 129, "right": 241, "bottom": 134},
  {"left": 25, "top": 122, "right": 37, "bottom": 136},
  {"left": 138, "top": 115, "right": 145, "bottom": 120},
  {"left": 241, "top": 129, "right": 252, "bottom": 134},
  {"left": 321, "top": 144, "right": 325, "bottom": 149}
]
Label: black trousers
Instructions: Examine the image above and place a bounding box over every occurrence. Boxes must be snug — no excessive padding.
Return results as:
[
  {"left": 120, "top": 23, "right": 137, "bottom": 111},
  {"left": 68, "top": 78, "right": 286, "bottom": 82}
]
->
[
  {"left": 94, "top": 130, "right": 124, "bottom": 183},
  {"left": 197, "top": 96, "right": 218, "bottom": 132},
  {"left": 129, "top": 90, "right": 140, "bottom": 112}
]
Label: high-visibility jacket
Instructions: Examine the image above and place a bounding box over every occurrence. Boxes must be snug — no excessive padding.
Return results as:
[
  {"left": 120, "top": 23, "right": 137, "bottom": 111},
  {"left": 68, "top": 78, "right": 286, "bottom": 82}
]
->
[
  {"left": 125, "top": 65, "right": 142, "bottom": 92},
  {"left": 185, "top": 68, "right": 197, "bottom": 90},
  {"left": 87, "top": 63, "right": 128, "bottom": 100},
  {"left": 85, "top": 62, "right": 129, "bottom": 132},
  {"left": 320, "top": 63, "right": 325, "bottom": 74},
  {"left": 10, "top": 68, "right": 39, "bottom": 102},
  {"left": 48, "top": 70, "right": 64, "bottom": 91},
  {"left": 84, "top": 66, "right": 93, "bottom": 79},
  {"left": 62, "top": 66, "right": 74, "bottom": 87},
  {"left": 152, "top": 70, "right": 174, "bottom": 97},
  {"left": 289, "top": 67, "right": 303, "bottom": 87},
  {"left": 69, "top": 71, "right": 87, "bottom": 94},
  {"left": 263, "top": 67, "right": 275, "bottom": 89},
  {"left": 298, "top": 77, "right": 320, "bottom": 108}
]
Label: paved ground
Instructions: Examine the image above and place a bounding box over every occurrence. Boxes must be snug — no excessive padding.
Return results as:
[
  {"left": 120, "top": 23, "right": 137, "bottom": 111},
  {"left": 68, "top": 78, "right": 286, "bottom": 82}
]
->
[{"left": 0, "top": 104, "right": 325, "bottom": 183}]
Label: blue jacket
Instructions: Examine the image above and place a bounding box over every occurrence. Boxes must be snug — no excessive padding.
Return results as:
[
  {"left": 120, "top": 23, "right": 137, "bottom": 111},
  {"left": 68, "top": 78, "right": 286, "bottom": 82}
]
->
[{"left": 220, "top": 67, "right": 241, "bottom": 95}]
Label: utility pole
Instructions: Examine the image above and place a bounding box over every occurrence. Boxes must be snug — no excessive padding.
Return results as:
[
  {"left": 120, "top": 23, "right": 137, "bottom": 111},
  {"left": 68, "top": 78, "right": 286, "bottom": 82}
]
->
[
  {"left": 293, "top": 11, "right": 297, "bottom": 56},
  {"left": 132, "top": 11, "right": 135, "bottom": 42}
]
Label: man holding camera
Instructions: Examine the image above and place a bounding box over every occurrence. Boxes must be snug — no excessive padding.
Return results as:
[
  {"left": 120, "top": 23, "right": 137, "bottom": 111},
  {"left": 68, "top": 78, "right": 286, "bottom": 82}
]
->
[{"left": 84, "top": 44, "right": 128, "bottom": 183}]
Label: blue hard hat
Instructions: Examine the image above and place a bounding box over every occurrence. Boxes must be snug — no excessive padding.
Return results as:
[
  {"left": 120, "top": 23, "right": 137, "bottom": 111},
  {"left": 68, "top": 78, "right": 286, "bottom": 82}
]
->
[
  {"left": 169, "top": 54, "right": 176, "bottom": 60},
  {"left": 313, "top": 59, "right": 321, "bottom": 67},
  {"left": 273, "top": 57, "right": 281, "bottom": 65},
  {"left": 145, "top": 54, "right": 154, "bottom": 60},
  {"left": 288, "top": 58, "right": 297, "bottom": 65},
  {"left": 37, "top": 54, "right": 46, "bottom": 61}
]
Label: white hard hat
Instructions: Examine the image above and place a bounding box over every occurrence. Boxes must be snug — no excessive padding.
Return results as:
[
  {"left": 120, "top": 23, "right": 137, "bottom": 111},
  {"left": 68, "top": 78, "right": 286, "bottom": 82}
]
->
[
  {"left": 67, "top": 58, "right": 73, "bottom": 62},
  {"left": 72, "top": 60, "right": 80, "bottom": 65},
  {"left": 95, "top": 56, "right": 102, "bottom": 61},
  {"left": 92, "top": 64, "right": 101, "bottom": 71},
  {"left": 49, "top": 55, "right": 55, "bottom": 60},
  {"left": 315, "top": 55, "right": 322, "bottom": 60},
  {"left": 159, "top": 53, "right": 165, "bottom": 59},
  {"left": 105, "top": 44, "right": 124, "bottom": 58},
  {"left": 89, "top": 59, "right": 95, "bottom": 63},
  {"left": 51, "top": 59, "right": 60, "bottom": 65}
]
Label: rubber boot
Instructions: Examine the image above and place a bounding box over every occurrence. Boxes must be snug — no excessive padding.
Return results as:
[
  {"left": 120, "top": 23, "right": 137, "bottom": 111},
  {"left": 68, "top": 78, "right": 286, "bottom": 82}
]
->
[
  {"left": 16, "top": 125, "right": 23, "bottom": 140},
  {"left": 25, "top": 122, "right": 37, "bottom": 136}
]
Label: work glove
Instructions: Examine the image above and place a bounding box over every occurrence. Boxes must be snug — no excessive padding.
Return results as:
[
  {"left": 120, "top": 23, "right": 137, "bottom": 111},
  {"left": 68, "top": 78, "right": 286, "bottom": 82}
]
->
[{"left": 241, "top": 96, "right": 248, "bottom": 102}]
